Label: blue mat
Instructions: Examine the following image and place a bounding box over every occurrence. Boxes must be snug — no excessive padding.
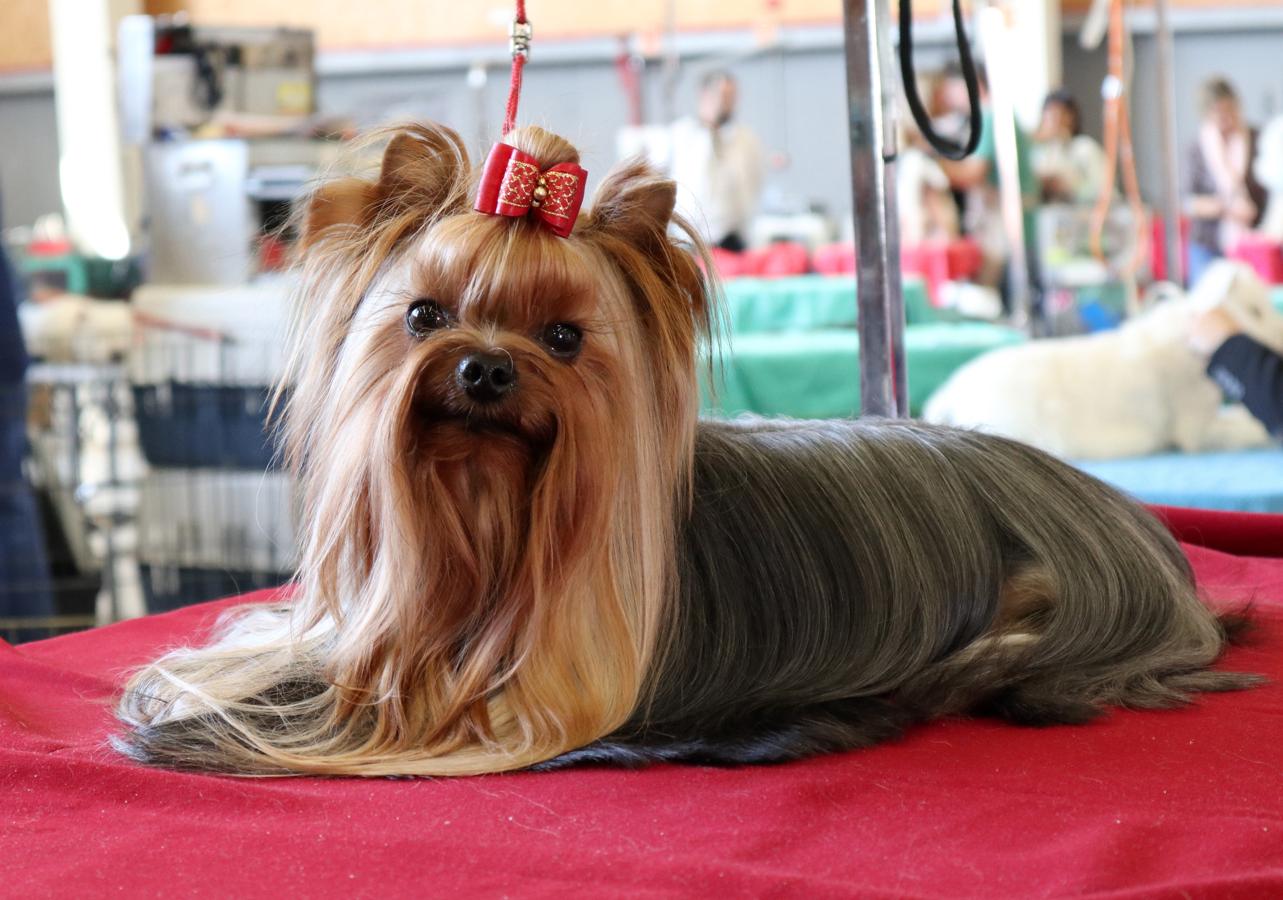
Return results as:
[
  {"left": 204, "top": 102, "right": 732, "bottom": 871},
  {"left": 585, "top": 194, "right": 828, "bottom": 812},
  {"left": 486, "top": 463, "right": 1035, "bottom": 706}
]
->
[{"left": 1076, "top": 449, "right": 1283, "bottom": 513}]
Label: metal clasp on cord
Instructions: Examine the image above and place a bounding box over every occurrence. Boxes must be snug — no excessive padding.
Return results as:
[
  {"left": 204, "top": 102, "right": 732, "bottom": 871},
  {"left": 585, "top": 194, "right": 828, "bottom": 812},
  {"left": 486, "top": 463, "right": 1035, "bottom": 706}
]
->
[{"left": 509, "top": 20, "right": 533, "bottom": 59}]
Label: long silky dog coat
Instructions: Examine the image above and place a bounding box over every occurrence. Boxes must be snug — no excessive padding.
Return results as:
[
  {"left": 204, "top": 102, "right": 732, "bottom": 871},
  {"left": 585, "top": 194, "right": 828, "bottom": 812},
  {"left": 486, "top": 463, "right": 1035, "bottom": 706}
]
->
[
  {"left": 547, "top": 418, "right": 1251, "bottom": 767},
  {"left": 115, "top": 124, "right": 1255, "bottom": 777}
]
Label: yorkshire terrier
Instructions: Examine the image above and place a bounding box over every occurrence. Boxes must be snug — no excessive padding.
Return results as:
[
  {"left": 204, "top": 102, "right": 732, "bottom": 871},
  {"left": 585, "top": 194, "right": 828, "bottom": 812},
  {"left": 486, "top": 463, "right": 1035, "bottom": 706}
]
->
[{"left": 116, "top": 123, "right": 1257, "bottom": 776}]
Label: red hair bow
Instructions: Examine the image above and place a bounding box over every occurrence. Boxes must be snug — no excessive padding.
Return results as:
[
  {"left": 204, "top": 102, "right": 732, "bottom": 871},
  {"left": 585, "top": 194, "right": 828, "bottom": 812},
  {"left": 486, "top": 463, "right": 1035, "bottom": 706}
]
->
[{"left": 474, "top": 142, "right": 587, "bottom": 238}]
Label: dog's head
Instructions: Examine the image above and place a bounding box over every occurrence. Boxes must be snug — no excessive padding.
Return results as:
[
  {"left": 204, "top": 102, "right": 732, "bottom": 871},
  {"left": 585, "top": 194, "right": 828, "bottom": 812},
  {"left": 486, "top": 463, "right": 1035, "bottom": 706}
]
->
[
  {"left": 286, "top": 123, "right": 710, "bottom": 493},
  {"left": 1203, "top": 261, "right": 1283, "bottom": 356},
  {"left": 274, "top": 124, "right": 713, "bottom": 754},
  {"left": 1138, "top": 261, "right": 1283, "bottom": 355}
]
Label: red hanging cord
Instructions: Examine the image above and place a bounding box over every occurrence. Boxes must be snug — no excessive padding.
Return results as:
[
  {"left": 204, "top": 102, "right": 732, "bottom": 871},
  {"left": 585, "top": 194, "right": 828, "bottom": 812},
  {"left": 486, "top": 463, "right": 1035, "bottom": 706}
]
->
[
  {"left": 615, "top": 36, "right": 644, "bottom": 128},
  {"left": 503, "top": 1, "right": 530, "bottom": 136},
  {"left": 1089, "top": 0, "right": 1148, "bottom": 284}
]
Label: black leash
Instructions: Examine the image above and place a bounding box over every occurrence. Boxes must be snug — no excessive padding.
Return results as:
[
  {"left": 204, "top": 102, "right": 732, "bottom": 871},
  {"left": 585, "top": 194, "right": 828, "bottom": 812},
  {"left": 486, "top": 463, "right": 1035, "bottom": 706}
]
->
[{"left": 897, "top": 0, "right": 982, "bottom": 160}]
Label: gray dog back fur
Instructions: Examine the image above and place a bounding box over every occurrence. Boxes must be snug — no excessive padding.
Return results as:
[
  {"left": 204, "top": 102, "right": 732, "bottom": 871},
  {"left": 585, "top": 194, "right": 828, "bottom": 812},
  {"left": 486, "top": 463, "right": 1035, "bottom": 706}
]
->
[{"left": 546, "top": 417, "right": 1254, "bottom": 768}]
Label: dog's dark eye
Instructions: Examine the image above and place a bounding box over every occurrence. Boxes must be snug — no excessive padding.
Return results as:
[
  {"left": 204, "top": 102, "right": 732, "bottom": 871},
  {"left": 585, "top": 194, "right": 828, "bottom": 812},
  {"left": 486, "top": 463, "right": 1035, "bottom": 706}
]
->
[
  {"left": 406, "top": 299, "right": 451, "bottom": 337},
  {"left": 539, "top": 323, "right": 583, "bottom": 359}
]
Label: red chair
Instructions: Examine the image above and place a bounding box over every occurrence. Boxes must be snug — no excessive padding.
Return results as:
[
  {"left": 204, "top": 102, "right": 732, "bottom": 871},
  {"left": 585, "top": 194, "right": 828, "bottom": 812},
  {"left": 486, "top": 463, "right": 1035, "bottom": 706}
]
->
[
  {"left": 902, "top": 241, "right": 955, "bottom": 305},
  {"left": 707, "top": 247, "right": 750, "bottom": 281},
  {"left": 812, "top": 242, "right": 857, "bottom": 276},
  {"left": 747, "top": 242, "right": 809, "bottom": 279},
  {"left": 945, "top": 239, "right": 983, "bottom": 282},
  {"left": 1151, "top": 215, "right": 1190, "bottom": 284},
  {"left": 1230, "top": 234, "right": 1283, "bottom": 284}
]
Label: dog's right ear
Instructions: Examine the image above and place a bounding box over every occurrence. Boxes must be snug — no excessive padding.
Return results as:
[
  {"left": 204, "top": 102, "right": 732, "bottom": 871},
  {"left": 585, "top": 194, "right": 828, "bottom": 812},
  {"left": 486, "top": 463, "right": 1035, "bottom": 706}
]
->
[
  {"left": 584, "top": 158, "right": 678, "bottom": 250},
  {"left": 301, "top": 123, "right": 471, "bottom": 250},
  {"left": 584, "top": 158, "right": 713, "bottom": 344}
]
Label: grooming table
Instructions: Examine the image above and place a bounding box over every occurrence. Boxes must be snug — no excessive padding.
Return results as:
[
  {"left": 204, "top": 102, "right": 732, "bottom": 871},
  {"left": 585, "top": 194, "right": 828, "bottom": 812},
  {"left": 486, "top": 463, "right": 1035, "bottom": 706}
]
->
[
  {"left": 1077, "top": 449, "right": 1283, "bottom": 514},
  {"left": 722, "top": 274, "right": 935, "bottom": 334},
  {"left": 4, "top": 508, "right": 1283, "bottom": 897},
  {"left": 710, "top": 275, "right": 1018, "bottom": 417},
  {"left": 703, "top": 323, "right": 1026, "bottom": 418}
]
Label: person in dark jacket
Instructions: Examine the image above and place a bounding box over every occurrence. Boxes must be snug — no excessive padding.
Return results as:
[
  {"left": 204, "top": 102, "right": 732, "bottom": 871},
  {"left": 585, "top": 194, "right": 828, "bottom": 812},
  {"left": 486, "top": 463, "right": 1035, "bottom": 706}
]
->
[
  {"left": 1190, "top": 306, "right": 1283, "bottom": 437},
  {"left": 0, "top": 226, "right": 54, "bottom": 637}
]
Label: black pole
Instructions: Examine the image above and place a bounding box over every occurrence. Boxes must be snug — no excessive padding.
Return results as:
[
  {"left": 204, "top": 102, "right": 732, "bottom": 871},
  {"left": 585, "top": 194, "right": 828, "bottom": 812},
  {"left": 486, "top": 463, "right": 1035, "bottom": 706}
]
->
[{"left": 842, "top": 0, "right": 907, "bottom": 418}]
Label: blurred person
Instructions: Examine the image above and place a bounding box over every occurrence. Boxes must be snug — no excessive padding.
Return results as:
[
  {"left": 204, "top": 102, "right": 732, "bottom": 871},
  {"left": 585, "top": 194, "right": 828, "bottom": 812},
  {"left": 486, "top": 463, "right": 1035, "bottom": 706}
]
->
[
  {"left": 1190, "top": 306, "right": 1283, "bottom": 438},
  {"left": 1186, "top": 78, "right": 1267, "bottom": 285},
  {"left": 1251, "top": 111, "right": 1283, "bottom": 240},
  {"left": 664, "top": 70, "right": 764, "bottom": 252},
  {"left": 0, "top": 213, "right": 54, "bottom": 636},
  {"left": 1033, "top": 89, "right": 1108, "bottom": 205},
  {"left": 934, "top": 64, "right": 1039, "bottom": 295},
  {"left": 898, "top": 123, "right": 960, "bottom": 245}
]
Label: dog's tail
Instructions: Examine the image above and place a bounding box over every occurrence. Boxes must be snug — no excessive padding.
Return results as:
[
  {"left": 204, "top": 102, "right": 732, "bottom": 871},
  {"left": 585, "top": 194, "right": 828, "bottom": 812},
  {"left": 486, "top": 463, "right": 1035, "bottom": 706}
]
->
[{"left": 901, "top": 425, "right": 1261, "bottom": 724}]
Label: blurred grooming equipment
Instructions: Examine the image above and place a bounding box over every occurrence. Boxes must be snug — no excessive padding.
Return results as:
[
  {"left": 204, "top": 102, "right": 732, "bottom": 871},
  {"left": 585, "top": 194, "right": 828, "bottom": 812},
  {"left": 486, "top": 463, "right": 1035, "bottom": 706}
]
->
[
  {"left": 120, "top": 18, "right": 316, "bottom": 136},
  {"left": 119, "top": 17, "right": 336, "bottom": 285}
]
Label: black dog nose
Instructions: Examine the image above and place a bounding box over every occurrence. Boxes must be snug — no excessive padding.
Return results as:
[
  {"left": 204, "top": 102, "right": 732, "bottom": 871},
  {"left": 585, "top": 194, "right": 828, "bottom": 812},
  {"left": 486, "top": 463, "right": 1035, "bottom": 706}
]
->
[{"left": 456, "top": 351, "right": 516, "bottom": 403}]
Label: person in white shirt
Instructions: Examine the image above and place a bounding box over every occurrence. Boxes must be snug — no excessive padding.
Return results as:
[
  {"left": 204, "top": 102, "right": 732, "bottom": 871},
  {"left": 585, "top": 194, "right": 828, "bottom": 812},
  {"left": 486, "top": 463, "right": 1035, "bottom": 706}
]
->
[
  {"left": 662, "top": 70, "right": 764, "bottom": 251},
  {"left": 898, "top": 123, "right": 960, "bottom": 245},
  {"left": 1251, "top": 113, "right": 1283, "bottom": 241},
  {"left": 1032, "top": 90, "right": 1108, "bottom": 206}
]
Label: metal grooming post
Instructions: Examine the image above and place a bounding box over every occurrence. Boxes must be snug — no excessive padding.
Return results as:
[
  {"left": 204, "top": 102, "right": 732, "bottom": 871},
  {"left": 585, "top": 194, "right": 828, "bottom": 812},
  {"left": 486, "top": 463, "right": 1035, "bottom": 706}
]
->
[
  {"left": 1153, "top": 0, "right": 1182, "bottom": 284},
  {"left": 842, "top": 0, "right": 907, "bottom": 418}
]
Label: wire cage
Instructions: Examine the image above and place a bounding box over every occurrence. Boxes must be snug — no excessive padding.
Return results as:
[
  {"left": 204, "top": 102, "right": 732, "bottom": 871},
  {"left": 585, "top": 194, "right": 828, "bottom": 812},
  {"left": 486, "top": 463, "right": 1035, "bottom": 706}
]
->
[
  {"left": 138, "top": 467, "right": 296, "bottom": 614},
  {"left": 1036, "top": 204, "right": 1150, "bottom": 335},
  {"left": 4, "top": 314, "right": 297, "bottom": 643},
  {"left": 132, "top": 320, "right": 297, "bottom": 615}
]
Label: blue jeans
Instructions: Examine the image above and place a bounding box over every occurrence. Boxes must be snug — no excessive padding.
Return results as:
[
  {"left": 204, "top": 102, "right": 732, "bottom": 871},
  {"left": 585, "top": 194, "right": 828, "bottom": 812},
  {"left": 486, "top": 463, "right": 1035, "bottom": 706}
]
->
[{"left": 1187, "top": 243, "right": 1221, "bottom": 288}]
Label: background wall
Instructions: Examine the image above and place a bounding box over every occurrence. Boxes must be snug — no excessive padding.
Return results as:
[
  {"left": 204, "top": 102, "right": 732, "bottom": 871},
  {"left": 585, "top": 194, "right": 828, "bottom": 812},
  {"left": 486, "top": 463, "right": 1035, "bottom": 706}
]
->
[
  {"left": 312, "top": 38, "right": 915, "bottom": 219},
  {"left": 3, "top": 4, "right": 1283, "bottom": 233},
  {"left": 3, "top": 0, "right": 1277, "bottom": 71},
  {"left": 0, "top": 86, "right": 61, "bottom": 230},
  {"left": 0, "top": 0, "right": 998, "bottom": 72}
]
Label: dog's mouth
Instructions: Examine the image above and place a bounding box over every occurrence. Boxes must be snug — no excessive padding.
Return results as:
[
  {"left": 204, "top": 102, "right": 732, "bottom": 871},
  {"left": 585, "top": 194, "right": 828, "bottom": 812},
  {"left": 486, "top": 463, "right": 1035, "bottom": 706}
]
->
[
  {"left": 438, "top": 411, "right": 526, "bottom": 438},
  {"left": 413, "top": 400, "right": 554, "bottom": 447}
]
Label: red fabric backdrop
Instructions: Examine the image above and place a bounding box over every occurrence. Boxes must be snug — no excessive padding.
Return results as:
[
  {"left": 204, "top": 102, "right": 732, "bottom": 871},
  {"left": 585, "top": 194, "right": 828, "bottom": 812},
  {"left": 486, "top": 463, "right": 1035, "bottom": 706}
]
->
[{"left": 4, "top": 521, "right": 1283, "bottom": 896}]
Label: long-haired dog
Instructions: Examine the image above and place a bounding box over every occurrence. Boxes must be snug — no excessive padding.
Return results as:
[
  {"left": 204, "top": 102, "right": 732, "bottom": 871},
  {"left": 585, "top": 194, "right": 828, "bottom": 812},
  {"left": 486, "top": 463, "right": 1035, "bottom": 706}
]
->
[
  {"left": 925, "top": 261, "right": 1283, "bottom": 459},
  {"left": 116, "top": 123, "right": 1258, "bottom": 776}
]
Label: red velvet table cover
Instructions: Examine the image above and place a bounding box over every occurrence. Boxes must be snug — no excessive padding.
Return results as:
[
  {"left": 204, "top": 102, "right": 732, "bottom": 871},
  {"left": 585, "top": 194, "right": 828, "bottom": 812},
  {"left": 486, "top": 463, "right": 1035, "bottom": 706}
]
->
[
  {"left": 4, "top": 521, "right": 1283, "bottom": 897},
  {"left": 1151, "top": 504, "right": 1283, "bottom": 560}
]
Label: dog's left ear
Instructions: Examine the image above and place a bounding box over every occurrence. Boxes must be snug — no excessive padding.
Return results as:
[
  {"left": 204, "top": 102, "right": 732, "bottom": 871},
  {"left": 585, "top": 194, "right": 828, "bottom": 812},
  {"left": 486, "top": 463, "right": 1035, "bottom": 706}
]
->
[
  {"left": 301, "top": 123, "right": 471, "bottom": 249},
  {"left": 584, "top": 159, "right": 677, "bottom": 248},
  {"left": 374, "top": 126, "right": 471, "bottom": 222}
]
